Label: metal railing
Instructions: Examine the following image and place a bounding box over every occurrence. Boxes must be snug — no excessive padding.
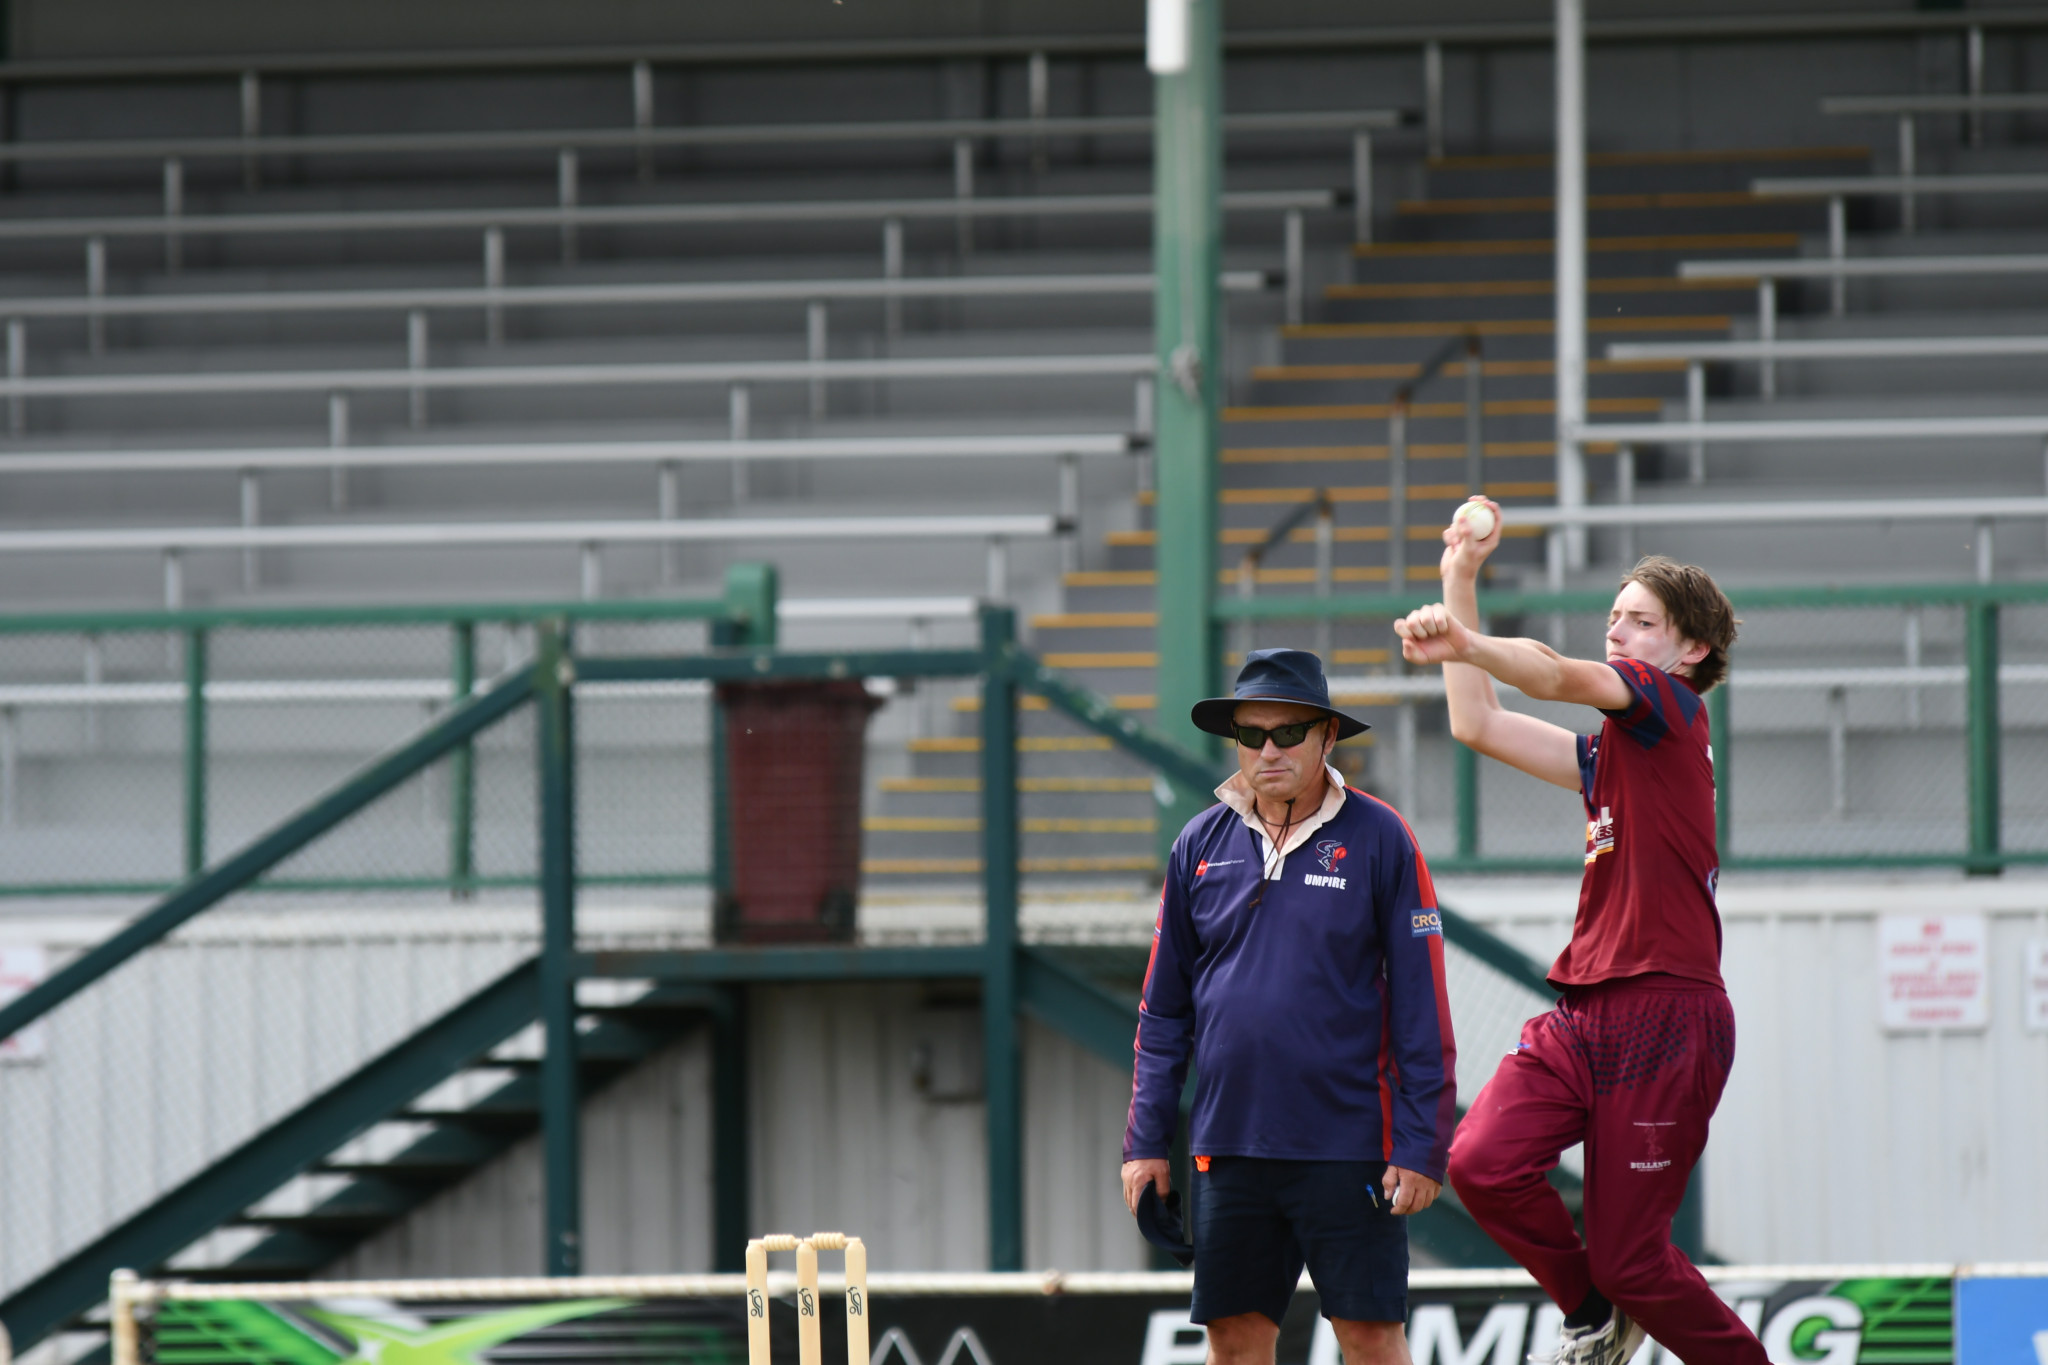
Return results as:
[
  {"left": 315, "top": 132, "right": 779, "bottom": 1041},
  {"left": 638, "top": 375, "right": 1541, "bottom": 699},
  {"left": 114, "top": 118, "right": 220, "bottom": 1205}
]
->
[
  {"left": 1505, "top": 483, "right": 2048, "bottom": 588},
  {"left": 0, "top": 189, "right": 1341, "bottom": 287},
  {"left": 1753, "top": 170, "right": 2048, "bottom": 237},
  {"left": 0, "top": 6, "right": 2034, "bottom": 172},
  {"left": 1386, "top": 333, "right": 1485, "bottom": 591},
  {"left": 1234, "top": 492, "right": 1336, "bottom": 662},
  {"left": 0, "top": 108, "right": 1398, "bottom": 168},
  {"left": 0, "top": 512, "right": 1060, "bottom": 608},
  {"left": 1, "top": 271, "right": 1271, "bottom": 361},
  {"left": 1823, "top": 88, "right": 2048, "bottom": 160},
  {"left": 0, "top": 350, "right": 1157, "bottom": 439},
  {"left": 1676, "top": 250, "right": 2048, "bottom": 350},
  {"left": 1219, "top": 580, "right": 2046, "bottom": 874},
  {"left": 1607, "top": 325, "right": 2048, "bottom": 414}
]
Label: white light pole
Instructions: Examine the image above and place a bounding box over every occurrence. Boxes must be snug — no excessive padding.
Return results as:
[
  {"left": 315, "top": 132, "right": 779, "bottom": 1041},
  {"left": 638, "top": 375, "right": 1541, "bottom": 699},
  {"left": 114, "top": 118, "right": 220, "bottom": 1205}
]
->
[{"left": 1555, "top": 0, "right": 1588, "bottom": 571}]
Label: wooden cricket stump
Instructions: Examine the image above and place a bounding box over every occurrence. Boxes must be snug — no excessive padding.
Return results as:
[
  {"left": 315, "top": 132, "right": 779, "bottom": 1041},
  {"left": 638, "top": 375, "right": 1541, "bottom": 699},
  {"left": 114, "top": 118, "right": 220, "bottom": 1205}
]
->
[{"left": 745, "top": 1232, "right": 868, "bottom": 1365}]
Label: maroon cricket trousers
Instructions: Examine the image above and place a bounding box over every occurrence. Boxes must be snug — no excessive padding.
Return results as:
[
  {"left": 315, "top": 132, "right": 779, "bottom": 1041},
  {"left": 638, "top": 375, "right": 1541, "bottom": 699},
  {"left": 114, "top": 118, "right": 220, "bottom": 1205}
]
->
[{"left": 1449, "top": 974, "right": 1768, "bottom": 1364}]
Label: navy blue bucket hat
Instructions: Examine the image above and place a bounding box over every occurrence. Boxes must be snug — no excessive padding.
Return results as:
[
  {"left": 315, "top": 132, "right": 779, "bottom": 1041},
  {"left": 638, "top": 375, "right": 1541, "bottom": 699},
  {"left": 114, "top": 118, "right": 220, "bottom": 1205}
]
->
[
  {"left": 1190, "top": 647, "right": 1370, "bottom": 741},
  {"left": 1135, "top": 1184, "right": 1195, "bottom": 1267}
]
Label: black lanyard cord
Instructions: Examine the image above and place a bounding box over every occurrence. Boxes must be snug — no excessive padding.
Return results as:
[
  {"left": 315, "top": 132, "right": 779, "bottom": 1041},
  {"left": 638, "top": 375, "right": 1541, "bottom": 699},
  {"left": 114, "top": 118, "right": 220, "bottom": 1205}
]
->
[{"left": 1247, "top": 798, "right": 1296, "bottom": 911}]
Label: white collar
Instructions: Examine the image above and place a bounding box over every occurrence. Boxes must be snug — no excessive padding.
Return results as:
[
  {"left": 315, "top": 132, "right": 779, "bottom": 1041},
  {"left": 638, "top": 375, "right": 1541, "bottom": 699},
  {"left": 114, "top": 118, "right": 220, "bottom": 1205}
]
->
[{"left": 1213, "top": 765, "right": 1349, "bottom": 881}]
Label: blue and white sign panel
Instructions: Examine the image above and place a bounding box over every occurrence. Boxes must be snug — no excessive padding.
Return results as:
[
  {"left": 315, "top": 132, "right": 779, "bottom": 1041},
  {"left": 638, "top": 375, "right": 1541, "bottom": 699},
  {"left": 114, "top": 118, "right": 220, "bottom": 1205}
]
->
[{"left": 1956, "top": 1275, "right": 2048, "bottom": 1365}]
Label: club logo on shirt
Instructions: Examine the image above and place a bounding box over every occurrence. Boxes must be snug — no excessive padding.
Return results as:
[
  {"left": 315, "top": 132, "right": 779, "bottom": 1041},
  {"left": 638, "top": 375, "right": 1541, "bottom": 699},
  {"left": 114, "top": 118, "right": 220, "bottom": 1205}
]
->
[
  {"left": 1195, "top": 859, "right": 1243, "bottom": 877},
  {"left": 1314, "top": 840, "right": 1347, "bottom": 872},
  {"left": 1411, "top": 910, "right": 1442, "bottom": 937},
  {"left": 1584, "top": 806, "right": 1615, "bottom": 866}
]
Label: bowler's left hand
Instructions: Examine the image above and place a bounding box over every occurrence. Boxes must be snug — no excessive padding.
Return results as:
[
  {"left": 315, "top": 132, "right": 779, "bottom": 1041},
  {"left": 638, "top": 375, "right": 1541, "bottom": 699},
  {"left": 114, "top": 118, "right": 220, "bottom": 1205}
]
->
[{"left": 1382, "top": 1164, "right": 1441, "bottom": 1215}]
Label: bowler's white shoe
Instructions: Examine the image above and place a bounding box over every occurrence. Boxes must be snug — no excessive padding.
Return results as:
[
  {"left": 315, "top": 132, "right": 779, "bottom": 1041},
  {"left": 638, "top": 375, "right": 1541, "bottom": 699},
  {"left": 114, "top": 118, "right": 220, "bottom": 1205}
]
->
[{"left": 1528, "top": 1309, "right": 1645, "bottom": 1365}]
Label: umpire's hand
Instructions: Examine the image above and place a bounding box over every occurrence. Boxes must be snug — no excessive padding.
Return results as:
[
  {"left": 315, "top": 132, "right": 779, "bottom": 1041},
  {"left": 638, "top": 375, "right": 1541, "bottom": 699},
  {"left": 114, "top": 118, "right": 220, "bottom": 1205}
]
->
[
  {"left": 1121, "top": 1159, "right": 1172, "bottom": 1214},
  {"left": 1383, "top": 1164, "right": 1441, "bottom": 1215}
]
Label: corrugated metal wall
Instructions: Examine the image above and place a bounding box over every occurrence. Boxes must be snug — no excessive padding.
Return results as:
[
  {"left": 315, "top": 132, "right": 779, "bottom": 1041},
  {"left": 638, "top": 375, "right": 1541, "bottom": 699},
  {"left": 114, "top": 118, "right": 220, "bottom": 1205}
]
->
[
  {"left": 0, "top": 906, "right": 537, "bottom": 1297},
  {"left": 334, "top": 982, "right": 1149, "bottom": 1277}
]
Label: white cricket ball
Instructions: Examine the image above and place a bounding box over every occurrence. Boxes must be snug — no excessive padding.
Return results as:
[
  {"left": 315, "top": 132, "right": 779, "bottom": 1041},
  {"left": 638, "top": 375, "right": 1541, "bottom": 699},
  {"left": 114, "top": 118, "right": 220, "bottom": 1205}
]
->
[{"left": 1455, "top": 502, "right": 1498, "bottom": 541}]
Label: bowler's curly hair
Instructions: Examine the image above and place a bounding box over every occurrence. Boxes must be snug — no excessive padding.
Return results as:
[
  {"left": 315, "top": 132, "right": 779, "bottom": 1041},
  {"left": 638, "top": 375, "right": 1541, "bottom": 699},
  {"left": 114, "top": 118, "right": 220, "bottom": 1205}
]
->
[{"left": 1622, "top": 556, "right": 1739, "bottom": 691}]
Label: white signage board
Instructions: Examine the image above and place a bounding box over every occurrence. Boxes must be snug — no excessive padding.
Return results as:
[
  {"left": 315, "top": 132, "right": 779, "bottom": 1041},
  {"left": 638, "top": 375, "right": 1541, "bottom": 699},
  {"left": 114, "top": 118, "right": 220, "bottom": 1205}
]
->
[
  {"left": 0, "top": 944, "right": 48, "bottom": 1061},
  {"left": 1878, "top": 914, "right": 1988, "bottom": 1032},
  {"left": 2025, "top": 939, "right": 2048, "bottom": 1033}
]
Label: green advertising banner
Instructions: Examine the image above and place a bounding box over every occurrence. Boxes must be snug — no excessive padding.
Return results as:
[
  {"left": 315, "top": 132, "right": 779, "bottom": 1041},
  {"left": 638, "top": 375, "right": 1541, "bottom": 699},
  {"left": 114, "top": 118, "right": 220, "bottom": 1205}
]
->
[{"left": 120, "top": 1268, "right": 1962, "bottom": 1365}]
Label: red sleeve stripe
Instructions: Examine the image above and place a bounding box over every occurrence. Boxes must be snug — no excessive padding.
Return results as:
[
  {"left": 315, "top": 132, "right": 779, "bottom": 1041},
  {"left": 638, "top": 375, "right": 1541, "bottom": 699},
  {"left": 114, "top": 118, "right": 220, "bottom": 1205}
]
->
[{"left": 1350, "top": 786, "right": 1439, "bottom": 906}]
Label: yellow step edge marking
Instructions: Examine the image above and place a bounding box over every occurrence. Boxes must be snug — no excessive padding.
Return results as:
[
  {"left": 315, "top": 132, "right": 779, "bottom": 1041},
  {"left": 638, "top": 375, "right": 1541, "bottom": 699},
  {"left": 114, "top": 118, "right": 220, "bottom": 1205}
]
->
[
  {"left": 1031, "top": 611, "right": 1157, "bottom": 628},
  {"left": 1324, "top": 276, "right": 1752, "bottom": 300},
  {"left": 1428, "top": 145, "right": 1867, "bottom": 171},
  {"left": 1223, "top": 396, "right": 1662, "bottom": 421},
  {"left": 1041, "top": 651, "right": 1159, "bottom": 668},
  {"left": 909, "top": 736, "right": 1115, "bottom": 753},
  {"left": 1398, "top": 190, "right": 1769, "bottom": 215},
  {"left": 1285, "top": 315, "right": 1729, "bottom": 339},
  {"left": 1249, "top": 359, "right": 1683, "bottom": 381},
  {"left": 952, "top": 697, "right": 1159, "bottom": 714},
  {"left": 944, "top": 692, "right": 1156, "bottom": 711},
  {"left": 1354, "top": 232, "right": 1799, "bottom": 258},
  {"left": 1224, "top": 440, "right": 1557, "bottom": 463},
  {"left": 862, "top": 857, "right": 1161, "bottom": 875},
  {"left": 878, "top": 776, "right": 1158, "bottom": 792},
  {"left": 864, "top": 817, "right": 1160, "bottom": 834},
  {"left": 1064, "top": 569, "right": 1160, "bottom": 586}
]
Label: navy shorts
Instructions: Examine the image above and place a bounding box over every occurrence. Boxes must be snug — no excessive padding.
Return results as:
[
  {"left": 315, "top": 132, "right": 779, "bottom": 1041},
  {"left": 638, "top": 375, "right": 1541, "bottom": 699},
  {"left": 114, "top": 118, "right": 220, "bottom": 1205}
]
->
[{"left": 1188, "top": 1157, "right": 1408, "bottom": 1327}]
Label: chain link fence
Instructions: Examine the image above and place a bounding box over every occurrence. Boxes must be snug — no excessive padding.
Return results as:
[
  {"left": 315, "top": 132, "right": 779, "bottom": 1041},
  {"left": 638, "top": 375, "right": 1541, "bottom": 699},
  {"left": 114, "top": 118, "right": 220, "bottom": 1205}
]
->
[{"left": 0, "top": 738, "right": 539, "bottom": 1302}]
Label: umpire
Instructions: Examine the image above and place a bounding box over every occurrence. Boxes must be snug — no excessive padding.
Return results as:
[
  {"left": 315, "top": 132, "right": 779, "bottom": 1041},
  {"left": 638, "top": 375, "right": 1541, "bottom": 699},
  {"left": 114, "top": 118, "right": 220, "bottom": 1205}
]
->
[{"left": 1121, "top": 649, "right": 1457, "bottom": 1365}]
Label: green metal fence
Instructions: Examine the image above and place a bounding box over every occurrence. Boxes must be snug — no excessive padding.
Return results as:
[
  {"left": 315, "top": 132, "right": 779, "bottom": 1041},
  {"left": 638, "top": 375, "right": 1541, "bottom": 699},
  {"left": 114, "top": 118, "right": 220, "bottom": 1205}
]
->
[
  {"left": 1215, "top": 579, "right": 2048, "bottom": 874},
  {"left": 0, "top": 566, "right": 774, "bottom": 897}
]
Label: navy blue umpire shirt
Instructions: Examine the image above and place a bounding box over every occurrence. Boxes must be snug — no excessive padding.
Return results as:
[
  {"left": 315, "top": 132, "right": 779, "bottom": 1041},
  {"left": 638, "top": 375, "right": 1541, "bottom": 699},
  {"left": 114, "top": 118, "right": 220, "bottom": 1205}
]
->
[{"left": 1123, "top": 765, "right": 1459, "bottom": 1182}]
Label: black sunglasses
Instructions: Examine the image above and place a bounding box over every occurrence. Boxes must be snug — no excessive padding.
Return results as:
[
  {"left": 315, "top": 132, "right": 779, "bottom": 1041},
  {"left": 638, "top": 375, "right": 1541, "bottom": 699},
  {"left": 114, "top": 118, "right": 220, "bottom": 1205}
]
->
[{"left": 1231, "top": 718, "right": 1328, "bottom": 750}]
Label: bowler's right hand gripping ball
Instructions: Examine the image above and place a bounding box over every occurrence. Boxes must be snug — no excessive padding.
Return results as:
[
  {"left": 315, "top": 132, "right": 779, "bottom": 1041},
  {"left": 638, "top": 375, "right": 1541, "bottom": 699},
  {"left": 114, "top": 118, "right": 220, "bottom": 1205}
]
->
[{"left": 1455, "top": 501, "right": 1497, "bottom": 541}]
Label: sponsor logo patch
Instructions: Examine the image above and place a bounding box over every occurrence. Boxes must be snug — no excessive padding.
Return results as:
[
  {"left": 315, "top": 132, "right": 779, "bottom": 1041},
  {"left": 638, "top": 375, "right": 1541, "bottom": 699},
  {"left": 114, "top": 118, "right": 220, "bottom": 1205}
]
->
[
  {"left": 1412, "top": 910, "right": 1443, "bottom": 937},
  {"left": 1629, "top": 1120, "right": 1676, "bottom": 1173},
  {"left": 1585, "top": 805, "right": 1615, "bottom": 866},
  {"left": 1195, "top": 858, "right": 1242, "bottom": 877}
]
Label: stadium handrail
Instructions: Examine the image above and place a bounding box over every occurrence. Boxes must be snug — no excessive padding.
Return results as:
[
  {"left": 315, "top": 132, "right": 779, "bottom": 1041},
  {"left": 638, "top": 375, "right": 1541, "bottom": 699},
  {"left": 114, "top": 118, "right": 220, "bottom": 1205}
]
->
[
  {"left": 2, "top": 494, "right": 2040, "bottom": 567},
  {"left": 1574, "top": 415, "right": 2048, "bottom": 447},
  {"left": 1823, "top": 92, "right": 2048, "bottom": 116},
  {"left": 1607, "top": 334, "right": 2048, "bottom": 363},
  {"left": 0, "top": 514, "right": 1060, "bottom": 556},
  {"left": 0, "top": 108, "right": 1402, "bottom": 167},
  {"left": 1669, "top": 251, "right": 2048, "bottom": 360},
  {"left": 1, "top": 7, "right": 2039, "bottom": 85},
  {"left": 0, "top": 187, "right": 1338, "bottom": 246},
  {"left": 1754, "top": 172, "right": 2048, "bottom": 198},
  {"left": 1327, "top": 662, "right": 2048, "bottom": 700},
  {"left": 0, "top": 352, "right": 1155, "bottom": 400},
  {"left": 0, "top": 434, "right": 1139, "bottom": 477},
  {"left": 1678, "top": 252, "right": 2048, "bottom": 283},
  {"left": 0, "top": 270, "right": 1271, "bottom": 323}
]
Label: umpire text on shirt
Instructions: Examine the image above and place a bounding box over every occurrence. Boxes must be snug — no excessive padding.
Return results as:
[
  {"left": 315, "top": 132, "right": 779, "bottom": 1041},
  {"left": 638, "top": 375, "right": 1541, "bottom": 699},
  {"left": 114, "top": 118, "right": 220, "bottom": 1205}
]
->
[{"left": 1121, "top": 649, "right": 1457, "bottom": 1365}]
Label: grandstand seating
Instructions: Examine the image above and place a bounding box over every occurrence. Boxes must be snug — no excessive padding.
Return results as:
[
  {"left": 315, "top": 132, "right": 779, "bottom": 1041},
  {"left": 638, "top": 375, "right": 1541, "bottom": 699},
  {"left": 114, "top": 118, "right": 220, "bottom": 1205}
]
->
[{"left": 6, "top": 47, "right": 2048, "bottom": 884}]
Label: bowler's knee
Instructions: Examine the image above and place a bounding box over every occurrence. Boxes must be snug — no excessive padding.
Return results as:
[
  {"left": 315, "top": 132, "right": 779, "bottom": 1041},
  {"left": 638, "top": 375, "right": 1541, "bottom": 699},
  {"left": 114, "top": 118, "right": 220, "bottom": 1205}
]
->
[
  {"left": 1205, "top": 1311, "right": 1280, "bottom": 1365},
  {"left": 1446, "top": 1129, "right": 1516, "bottom": 1203}
]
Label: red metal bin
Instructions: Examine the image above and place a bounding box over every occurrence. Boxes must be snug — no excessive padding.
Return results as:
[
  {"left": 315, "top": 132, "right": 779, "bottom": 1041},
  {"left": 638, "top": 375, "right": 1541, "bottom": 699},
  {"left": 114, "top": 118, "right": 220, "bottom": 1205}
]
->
[{"left": 713, "top": 679, "right": 881, "bottom": 944}]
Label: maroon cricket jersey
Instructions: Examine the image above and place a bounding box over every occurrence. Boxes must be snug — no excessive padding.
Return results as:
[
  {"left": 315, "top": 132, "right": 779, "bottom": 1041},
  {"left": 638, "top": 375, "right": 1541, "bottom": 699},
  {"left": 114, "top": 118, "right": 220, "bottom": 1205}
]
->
[{"left": 1552, "top": 658, "right": 1725, "bottom": 991}]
